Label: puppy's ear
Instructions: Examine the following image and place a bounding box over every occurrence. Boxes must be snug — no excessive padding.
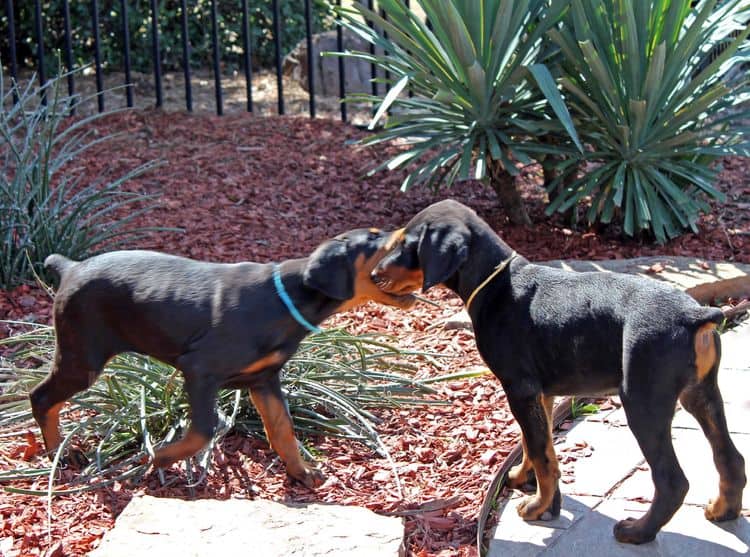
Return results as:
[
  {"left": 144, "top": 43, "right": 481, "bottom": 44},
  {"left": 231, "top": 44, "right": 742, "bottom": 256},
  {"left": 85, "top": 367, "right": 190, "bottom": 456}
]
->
[
  {"left": 417, "top": 222, "right": 469, "bottom": 291},
  {"left": 303, "top": 240, "right": 354, "bottom": 300}
]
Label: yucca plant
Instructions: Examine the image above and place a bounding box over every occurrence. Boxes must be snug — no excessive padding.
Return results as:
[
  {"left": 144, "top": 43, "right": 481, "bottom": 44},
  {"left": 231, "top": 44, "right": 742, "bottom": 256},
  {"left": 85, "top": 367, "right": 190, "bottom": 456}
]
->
[
  {"left": 0, "top": 65, "right": 165, "bottom": 289},
  {"left": 0, "top": 324, "right": 468, "bottom": 494},
  {"left": 546, "top": 0, "right": 750, "bottom": 242},
  {"left": 332, "top": 0, "right": 582, "bottom": 225}
]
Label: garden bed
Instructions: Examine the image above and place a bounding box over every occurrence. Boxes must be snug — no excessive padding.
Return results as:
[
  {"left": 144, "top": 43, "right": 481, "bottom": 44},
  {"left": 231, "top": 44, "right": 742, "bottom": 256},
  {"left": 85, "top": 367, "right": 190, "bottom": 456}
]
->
[{"left": 0, "top": 110, "right": 748, "bottom": 556}]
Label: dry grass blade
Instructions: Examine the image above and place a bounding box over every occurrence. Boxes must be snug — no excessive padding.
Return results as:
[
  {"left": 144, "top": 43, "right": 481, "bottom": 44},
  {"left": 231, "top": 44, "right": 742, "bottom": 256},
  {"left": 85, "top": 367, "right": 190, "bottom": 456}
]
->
[{"left": 0, "top": 323, "right": 447, "bottom": 496}]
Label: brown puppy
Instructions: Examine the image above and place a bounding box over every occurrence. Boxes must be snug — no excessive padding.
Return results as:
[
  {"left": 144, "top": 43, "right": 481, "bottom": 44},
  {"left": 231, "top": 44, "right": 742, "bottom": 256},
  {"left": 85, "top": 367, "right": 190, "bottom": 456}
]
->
[
  {"left": 31, "top": 228, "right": 414, "bottom": 487},
  {"left": 372, "top": 200, "right": 746, "bottom": 543}
]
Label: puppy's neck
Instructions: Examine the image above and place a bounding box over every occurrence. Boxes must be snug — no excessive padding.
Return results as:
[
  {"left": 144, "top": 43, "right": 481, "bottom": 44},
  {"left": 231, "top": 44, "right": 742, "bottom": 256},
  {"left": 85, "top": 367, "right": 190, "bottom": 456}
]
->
[
  {"left": 277, "top": 259, "right": 341, "bottom": 327},
  {"left": 450, "top": 223, "right": 518, "bottom": 310}
]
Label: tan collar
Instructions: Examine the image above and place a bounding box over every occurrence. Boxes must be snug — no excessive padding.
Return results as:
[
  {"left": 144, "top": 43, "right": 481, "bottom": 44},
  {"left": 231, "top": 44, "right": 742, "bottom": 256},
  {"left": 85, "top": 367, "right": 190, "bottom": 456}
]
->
[{"left": 465, "top": 251, "right": 517, "bottom": 312}]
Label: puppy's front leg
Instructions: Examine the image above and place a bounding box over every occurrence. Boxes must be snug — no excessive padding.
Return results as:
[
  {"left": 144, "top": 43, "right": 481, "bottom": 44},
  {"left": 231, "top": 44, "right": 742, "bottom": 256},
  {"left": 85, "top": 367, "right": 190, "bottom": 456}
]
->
[
  {"left": 507, "top": 392, "right": 561, "bottom": 521},
  {"left": 250, "top": 372, "right": 324, "bottom": 488},
  {"left": 507, "top": 395, "right": 554, "bottom": 491}
]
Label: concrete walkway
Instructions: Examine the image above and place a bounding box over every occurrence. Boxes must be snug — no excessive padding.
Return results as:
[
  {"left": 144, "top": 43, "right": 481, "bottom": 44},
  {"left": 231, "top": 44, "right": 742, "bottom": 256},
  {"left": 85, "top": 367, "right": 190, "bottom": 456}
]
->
[{"left": 488, "top": 320, "right": 750, "bottom": 556}]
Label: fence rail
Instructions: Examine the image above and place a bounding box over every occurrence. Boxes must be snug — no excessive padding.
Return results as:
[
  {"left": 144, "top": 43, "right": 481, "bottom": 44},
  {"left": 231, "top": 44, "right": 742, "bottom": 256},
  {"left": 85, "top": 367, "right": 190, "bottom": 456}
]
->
[{"left": 1, "top": 0, "right": 386, "bottom": 120}]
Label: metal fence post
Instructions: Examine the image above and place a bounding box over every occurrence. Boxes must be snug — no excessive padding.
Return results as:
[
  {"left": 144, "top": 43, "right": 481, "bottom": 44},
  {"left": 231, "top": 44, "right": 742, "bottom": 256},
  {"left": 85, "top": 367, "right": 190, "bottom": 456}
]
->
[
  {"left": 91, "top": 0, "right": 104, "bottom": 112},
  {"left": 210, "top": 0, "right": 223, "bottom": 115},
  {"left": 62, "top": 0, "right": 76, "bottom": 110},
  {"left": 4, "top": 0, "right": 18, "bottom": 103},
  {"left": 304, "top": 0, "right": 315, "bottom": 118},
  {"left": 272, "top": 0, "right": 284, "bottom": 115},
  {"left": 150, "top": 0, "right": 163, "bottom": 108},
  {"left": 120, "top": 0, "right": 134, "bottom": 107},
  {"left": 179, "top": 0, "right": 193, "bottom": 112},
  {"left": 33, "top": 0, "right": 46, "bottom": 105},
  {"left": 336, "top": 0, "right": 346, "bottom": 123},
  {"left": 241, "top": 0, "right": 253, "bottom": 113}
]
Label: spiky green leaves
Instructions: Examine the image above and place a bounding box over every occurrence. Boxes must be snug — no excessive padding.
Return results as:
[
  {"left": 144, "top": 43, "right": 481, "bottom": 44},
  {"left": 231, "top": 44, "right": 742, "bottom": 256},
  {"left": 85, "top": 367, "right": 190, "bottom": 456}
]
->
[
  {"left": 331, "top": 0, "right": 580, "bottom": 192},
  {"left": 547, "top": 0, "right": 749, "bottom": 242}
]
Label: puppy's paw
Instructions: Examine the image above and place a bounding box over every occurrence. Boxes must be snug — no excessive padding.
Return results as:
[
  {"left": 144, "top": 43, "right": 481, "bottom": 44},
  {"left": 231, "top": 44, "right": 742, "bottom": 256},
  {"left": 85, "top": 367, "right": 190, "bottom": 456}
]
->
[
  {"left": 705, "top": 495, "right": 741, "bottom": 522},
  {"left": 289, "top": 463, "right": 325, "bottom": 489},
  {"left": 613, "top": 517, "right": 656, "bottom": 544},
  {"left": 507, "top": 464, "right": 536, "bottom": 492},
  {"left": 516, "top": 495, "right": 555, "bottom": 521}
]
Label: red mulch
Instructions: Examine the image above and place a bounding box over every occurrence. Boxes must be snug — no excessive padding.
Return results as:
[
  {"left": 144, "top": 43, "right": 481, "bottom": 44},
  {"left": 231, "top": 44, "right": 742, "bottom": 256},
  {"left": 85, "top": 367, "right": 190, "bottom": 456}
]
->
[{"left": 1, "top": 110, "right": 748, "bottom": 557}]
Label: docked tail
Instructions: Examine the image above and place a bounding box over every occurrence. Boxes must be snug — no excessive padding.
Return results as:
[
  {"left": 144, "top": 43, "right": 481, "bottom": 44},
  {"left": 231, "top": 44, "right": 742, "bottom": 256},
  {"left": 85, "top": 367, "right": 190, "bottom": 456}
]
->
[{"left": 44, "top": 254, "right": 76, "bottom": 282}]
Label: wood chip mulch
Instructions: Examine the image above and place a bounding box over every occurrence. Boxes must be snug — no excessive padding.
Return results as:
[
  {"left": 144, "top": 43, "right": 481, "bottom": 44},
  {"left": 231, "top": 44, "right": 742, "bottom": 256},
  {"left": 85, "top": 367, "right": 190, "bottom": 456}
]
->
[{"left": 1, "top": 110, "right": 748, "bottom": 557}]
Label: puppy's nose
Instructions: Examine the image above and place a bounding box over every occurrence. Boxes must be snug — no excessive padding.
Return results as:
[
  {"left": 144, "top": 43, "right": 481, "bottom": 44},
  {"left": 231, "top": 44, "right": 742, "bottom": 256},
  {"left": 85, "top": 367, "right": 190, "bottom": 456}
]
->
[{"left": 370, "top": 270, "right": 385, "bottom": 285}]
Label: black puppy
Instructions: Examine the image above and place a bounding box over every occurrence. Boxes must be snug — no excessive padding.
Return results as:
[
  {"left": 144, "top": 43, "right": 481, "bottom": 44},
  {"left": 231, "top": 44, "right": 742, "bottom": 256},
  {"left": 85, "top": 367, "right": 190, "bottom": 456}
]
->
[
  {"left": 31, "top": 228, "right": 414, "bottom": 488},
  {"left": 372, "top": 199, "right": 746, "bottom": 544}
]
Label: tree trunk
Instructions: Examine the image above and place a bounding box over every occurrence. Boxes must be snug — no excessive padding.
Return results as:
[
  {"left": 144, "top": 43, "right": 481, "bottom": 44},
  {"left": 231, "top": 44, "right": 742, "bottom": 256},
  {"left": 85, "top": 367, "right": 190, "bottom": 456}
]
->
[
  {"left": 540, "top": 136, "right": 581, "bottom": 225},
  {"left": 487, "top": 158, "right": 531, "bottom": 226}
]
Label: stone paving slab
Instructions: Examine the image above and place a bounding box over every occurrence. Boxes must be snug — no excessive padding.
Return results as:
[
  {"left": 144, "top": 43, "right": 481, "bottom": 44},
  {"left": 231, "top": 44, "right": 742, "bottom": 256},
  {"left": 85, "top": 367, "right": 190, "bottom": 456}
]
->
[
  {"left": 91, "top": 495, "right": 404, "bottom": 557},
  {"left": 672, "top": 400, "right": 749, "bottom": 435},
  {"left": 541, "top": 499, "right": 750, "bottom": 556},
  {"left": 488, "top": 494, "right": 599, "bottom": 557},
  {"left": 539, "top": 257, "right": 750, "bottom": 292},
  {"left": 610, "top": 428, "right": 750, "bottom": 509},
  {"left": 717, "top": 324, "right": 750, "bottom": 373},
  {"left": 554, "top": 420, "right": 644, "bottom": 497}
]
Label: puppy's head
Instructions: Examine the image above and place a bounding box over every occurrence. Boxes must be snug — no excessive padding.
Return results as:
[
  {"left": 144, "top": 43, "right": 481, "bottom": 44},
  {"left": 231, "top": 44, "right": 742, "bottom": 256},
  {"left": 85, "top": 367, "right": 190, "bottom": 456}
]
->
[
  {"left": 371, "top": 200, "right": 472, "bottom": 295},
  {"left": 303, "top": 228, "right": 417, "bottom": 310}
]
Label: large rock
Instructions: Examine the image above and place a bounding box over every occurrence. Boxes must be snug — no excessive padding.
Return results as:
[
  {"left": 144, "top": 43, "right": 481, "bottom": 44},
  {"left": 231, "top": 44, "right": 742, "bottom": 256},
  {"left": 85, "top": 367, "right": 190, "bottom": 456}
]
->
[
  {"left": 283, "top": 29, "right": 384, "bottom": 97},
  {"left": 91, "top": 495, "right": 404, "bottom": 556}
]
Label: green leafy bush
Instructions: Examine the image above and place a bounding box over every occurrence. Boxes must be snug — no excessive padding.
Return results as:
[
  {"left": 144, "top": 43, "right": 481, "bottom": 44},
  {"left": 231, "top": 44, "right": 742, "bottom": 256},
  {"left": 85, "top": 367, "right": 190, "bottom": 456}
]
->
[
  {"left": 546, "top": 0, "right": 750, "bottom": 242},
  {"left": 0, "top": 67, "right": 162, "bottom": 289},
  {"left": 332, "top": 0, "right": 582, "bottom": 225},
  {"left": 0, "top": 326, "right": 457, "bottom": 493},
  {"left": 0, "top": 0, "right": 334, "bottom": 75}
]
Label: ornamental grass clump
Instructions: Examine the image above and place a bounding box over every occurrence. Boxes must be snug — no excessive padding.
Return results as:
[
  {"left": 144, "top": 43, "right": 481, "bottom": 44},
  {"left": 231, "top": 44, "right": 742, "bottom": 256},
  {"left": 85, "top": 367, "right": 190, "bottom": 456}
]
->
[
  {"left": 0, "top": 66, "right": 163, "bottom": 289},
  {"left": 0, "top": 324, "right": 456, "bottom": 495},
  {"left": 546, "top": 0, "right": 750, "bottom": 242}
]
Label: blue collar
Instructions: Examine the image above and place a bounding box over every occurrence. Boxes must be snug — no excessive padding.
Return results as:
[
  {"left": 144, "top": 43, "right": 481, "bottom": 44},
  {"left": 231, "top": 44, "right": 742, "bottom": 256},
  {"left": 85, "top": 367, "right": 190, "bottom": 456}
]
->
[{"left": 272, "top": 264, "right": 322, "bottom": 334}]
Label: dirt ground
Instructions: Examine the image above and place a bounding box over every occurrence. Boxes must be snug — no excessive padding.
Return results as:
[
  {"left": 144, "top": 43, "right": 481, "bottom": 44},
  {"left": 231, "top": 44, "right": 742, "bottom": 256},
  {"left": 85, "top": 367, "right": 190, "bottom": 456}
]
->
[{"left": 0, "top": 72, "right": 749, "bottom": 556}]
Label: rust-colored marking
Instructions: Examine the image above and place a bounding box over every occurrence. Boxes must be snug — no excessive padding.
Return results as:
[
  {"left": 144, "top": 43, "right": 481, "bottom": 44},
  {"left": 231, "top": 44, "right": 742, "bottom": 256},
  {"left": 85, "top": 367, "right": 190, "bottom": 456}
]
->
[
  {"left": 369, "top": 227, "right": 382, "bottom": 234},
  {"left": 40, "top": 401, "right": 65, "bottom": 453},
  {"left": 336, "top": 249, "right": 418, "bottom": 313},
  {"left": 242, "top": 351, "right": 286, "bottom": 374},
  {"left": 695, "top": 323, "right": 718, "bottom": 380},
  {"left": 249, "top": 386, "right": 308, "bottom": 479},
  {"left": 507, "top": 435, "right": 532, "bottom": 489},
  {"left": 384, "top": 228, "right": 406, "bottom": 251},
  {"left": 517, "top": 394, "right": 560, "bottom": 520},
  {"left": 705, "top": 493, "right": 731, "bottom": 520}
]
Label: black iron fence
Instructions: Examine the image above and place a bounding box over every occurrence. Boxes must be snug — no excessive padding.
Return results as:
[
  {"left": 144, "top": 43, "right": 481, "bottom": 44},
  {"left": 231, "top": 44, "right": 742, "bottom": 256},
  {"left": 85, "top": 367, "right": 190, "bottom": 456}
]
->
[{"left": 0, "top": 0, "right": 399, "bottom": 120}]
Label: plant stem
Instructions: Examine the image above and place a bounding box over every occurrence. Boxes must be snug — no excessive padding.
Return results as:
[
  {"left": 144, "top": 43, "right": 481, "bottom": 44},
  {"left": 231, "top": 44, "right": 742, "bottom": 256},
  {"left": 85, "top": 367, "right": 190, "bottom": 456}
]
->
[{"left": 488, "top": 158, "right": 531, "bottom": 226}]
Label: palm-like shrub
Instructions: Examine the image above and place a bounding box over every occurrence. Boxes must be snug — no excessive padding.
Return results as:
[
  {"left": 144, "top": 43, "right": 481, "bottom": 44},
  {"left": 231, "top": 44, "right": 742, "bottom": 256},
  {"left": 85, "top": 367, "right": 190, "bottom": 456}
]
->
[
  {"left": 546, "top": 0, "right": 750, "bottom": 242},
  {"left": 0, "top": 67, "right": 163, "bottom": 289},
  {"left": 333, "top": 0, "right": 581, "bottom": 225}
]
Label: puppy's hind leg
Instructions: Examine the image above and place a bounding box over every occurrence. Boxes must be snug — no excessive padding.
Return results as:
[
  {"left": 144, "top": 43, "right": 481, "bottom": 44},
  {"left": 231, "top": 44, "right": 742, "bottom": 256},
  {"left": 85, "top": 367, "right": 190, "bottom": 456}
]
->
[
  {"left": 615, "top": 385, "right": 686, "bottom": 544},
  {"left": 30, "top": 349, "right": 103, "bottom": 458},
  {"left": 680, "top": 329, "right": 745, "bottom": 522}
]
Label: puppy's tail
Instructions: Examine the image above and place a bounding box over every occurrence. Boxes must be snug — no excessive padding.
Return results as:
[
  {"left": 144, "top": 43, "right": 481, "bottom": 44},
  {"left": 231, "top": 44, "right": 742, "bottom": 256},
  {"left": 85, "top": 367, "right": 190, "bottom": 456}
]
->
[
  {"left": 687, "top": 305, "right": 724, "bottom": 327},
  {"left": 44, "top": 254, "right": 76, "bottom": 282}
]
